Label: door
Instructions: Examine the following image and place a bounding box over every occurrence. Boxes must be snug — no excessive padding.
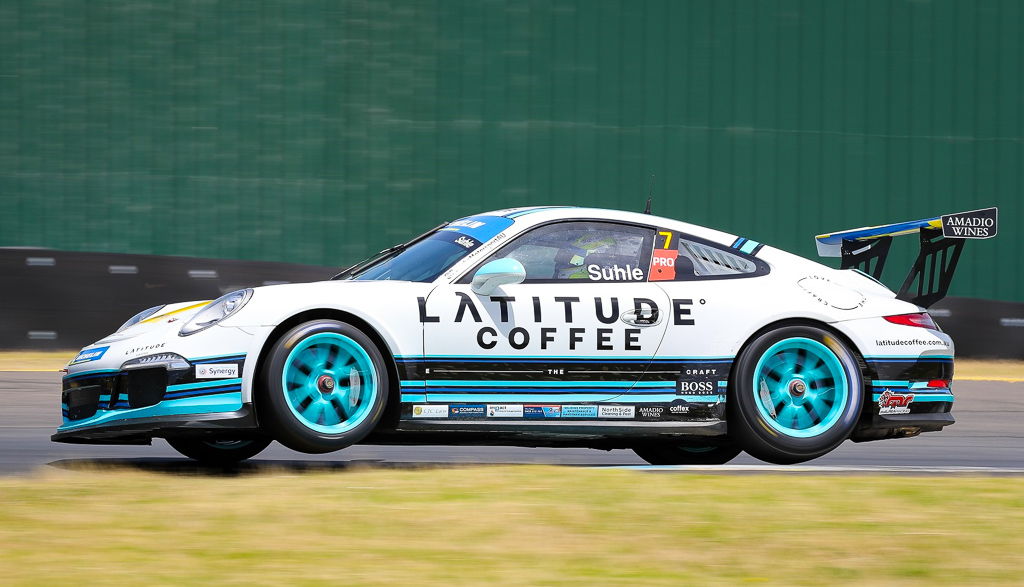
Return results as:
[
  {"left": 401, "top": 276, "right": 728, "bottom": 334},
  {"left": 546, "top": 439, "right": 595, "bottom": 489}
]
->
[{"left": 420, "top": 221, "right": 671, "bottom": 416}]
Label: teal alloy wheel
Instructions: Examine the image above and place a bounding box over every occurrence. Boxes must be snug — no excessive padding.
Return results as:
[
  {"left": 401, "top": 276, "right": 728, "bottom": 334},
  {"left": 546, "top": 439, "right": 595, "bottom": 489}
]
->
[
  {"left": 728, "top": 325, "right": 863, "bottom": 464},
  {"left": 260, "top": 320, "right": 389, "bottom": 454},
  {"left": 751, "top": 337, "right": 849, "bottom": 438},
  {"left": 282, "top": 332, "right": 378, "bottom": 435}
]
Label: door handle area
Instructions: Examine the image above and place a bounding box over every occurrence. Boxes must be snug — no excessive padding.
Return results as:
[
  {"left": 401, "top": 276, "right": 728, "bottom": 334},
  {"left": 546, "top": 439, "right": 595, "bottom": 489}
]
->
[{"left": 619, "top": 308, "right": 662, "bottom": 327}]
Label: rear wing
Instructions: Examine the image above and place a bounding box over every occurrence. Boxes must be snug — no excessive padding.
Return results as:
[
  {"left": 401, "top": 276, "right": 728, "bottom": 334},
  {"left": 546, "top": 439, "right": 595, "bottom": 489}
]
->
[{"left": 815, "top": 207, "right": 998, "bottom": 308}]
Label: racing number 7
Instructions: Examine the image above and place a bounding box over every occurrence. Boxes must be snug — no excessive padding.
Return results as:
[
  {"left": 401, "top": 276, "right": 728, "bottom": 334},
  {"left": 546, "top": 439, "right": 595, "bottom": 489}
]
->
[{"left": 658, "top": 231, "right": 672, "bottom": 249}]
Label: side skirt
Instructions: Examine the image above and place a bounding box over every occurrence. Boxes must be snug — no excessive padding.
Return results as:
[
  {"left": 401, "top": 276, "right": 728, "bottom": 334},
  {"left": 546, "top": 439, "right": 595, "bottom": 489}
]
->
[{"left": 365, "top": 420, "right": 727, "bottom": 449}]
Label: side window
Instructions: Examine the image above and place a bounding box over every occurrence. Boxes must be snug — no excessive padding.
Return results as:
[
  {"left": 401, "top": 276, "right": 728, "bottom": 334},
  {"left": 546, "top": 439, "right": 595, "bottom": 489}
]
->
[
  {"left": 649, "top": 231, "right": 760, "bottom": 281},
  {"left": 484, "top": 222, "right": 655, "bottom": 283}
]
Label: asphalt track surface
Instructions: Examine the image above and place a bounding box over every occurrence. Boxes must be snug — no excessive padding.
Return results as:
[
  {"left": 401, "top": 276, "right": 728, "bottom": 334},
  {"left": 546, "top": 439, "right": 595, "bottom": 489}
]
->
[{"left": 2, "top": 372, "right": 1021, "bottom": 475}]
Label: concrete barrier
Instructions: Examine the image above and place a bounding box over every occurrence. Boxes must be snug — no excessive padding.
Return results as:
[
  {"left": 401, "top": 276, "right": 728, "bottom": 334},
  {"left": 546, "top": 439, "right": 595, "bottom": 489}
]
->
[{"left": 1, "top": 248, "right": 331, "bottom": 349}]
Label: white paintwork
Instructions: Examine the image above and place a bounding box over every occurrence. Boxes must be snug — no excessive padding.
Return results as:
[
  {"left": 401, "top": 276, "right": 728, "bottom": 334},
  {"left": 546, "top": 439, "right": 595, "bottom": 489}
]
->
[{"left": 63, "top": 206, "right": 954, "bottom": 405}]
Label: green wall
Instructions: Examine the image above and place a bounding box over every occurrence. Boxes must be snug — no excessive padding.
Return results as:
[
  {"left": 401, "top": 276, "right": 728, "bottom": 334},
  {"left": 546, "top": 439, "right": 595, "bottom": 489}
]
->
[{"left": 1, "top": 1, "right": 1020, "bottom": 300}]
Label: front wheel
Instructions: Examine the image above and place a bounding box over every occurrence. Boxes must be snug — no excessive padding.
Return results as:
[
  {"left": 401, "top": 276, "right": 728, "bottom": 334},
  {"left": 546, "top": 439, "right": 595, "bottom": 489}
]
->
[
  {"left": 728, "top": 325, "right": 864, "bottom": 464},
  {"left": 167, "top": 437, "right": 271, "bottom": 465},
  {"left": 258, "top": 319, "right": 389, "bottom": 454},
  {"left": 633, "top": 443, "right": 742, "bottom": 465}
]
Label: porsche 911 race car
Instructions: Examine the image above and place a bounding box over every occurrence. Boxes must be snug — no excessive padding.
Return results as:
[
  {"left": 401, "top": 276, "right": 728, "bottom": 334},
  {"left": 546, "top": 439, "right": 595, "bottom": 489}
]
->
[{"left": 52, "top": 205, "right": 997, "bottom": 465}]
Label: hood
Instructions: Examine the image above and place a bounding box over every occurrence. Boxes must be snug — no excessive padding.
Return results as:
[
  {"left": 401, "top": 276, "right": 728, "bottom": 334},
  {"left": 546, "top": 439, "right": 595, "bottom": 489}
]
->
[{"left": 94, "top": 299, "right": 211, "bottom": 344}]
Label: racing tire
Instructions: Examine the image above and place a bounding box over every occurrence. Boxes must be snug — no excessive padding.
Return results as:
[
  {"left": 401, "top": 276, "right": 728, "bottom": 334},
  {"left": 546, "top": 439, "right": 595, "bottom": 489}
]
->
[
  {"left": 633, "top": 443, "right": 742, "bottom": 465},
  {"left": 728, "top": 325, "right": 863, "bottom": 465},
  {"left": 167, "top": 437, "right": 272, "bottom": 465},
  {"left": 259, "top": 319, "right": 389, "bottom": 454}
]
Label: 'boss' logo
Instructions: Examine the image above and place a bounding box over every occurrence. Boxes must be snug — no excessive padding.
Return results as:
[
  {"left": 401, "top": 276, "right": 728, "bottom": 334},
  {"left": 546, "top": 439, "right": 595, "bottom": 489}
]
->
[{"left": 677, "top": 380, "right": 715, "bottom": 394}]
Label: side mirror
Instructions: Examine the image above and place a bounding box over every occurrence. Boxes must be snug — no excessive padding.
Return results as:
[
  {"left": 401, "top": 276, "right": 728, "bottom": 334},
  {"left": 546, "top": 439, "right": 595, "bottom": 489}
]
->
[{"left": 471, "top": 258, "right": 526, "bottom": 296}]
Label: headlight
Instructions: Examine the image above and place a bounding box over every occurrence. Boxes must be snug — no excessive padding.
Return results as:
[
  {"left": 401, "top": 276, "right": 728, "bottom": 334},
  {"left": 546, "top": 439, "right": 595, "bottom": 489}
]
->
[
  {"left": 116, "top": 305, "right": 165, "bottom": 333},
  {"left": 122, "top": 352, "right": 190, "bottom": 371},
  {"left": 179, "top": 289, "right": 253, "bottom": 336}
]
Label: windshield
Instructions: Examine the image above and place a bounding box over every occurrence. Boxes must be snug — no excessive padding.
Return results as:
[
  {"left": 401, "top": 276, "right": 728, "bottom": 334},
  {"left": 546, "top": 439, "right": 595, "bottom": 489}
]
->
[{"left": 343, "top": 215, "right": 515, "bottom": 282}]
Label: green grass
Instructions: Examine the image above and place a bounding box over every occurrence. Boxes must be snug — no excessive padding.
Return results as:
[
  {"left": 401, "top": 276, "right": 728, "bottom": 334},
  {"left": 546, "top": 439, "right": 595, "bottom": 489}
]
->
[{"left": 1, "top": 466, "right": 1022, "bottom": 585}]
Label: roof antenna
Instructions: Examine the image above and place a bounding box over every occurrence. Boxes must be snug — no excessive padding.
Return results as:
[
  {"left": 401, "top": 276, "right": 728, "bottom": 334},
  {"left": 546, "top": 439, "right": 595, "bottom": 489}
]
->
[{"left": 643, "top": 174, "right": 654, "bottom": 214}]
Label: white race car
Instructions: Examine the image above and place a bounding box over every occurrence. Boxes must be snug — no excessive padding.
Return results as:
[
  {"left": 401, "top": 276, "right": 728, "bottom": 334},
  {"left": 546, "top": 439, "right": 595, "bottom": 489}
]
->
[{"left": 53, "top": 205, "right": 996, "bottom": 465}]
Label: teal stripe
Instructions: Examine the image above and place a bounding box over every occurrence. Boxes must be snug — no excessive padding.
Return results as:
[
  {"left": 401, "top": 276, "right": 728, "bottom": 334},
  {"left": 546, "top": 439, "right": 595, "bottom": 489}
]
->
[
  {"left": 871, "top": 380, "right": 950, "bottom": 390},
  {"left": 739, "top": 240, "right": 760, "bottom": 254},
  {"left": 864, "top": 355, "right": 953, "bottom": 360},
  {"left": 188, "top": 352, "right": 247, "bottom": 362},
  {"left": 166, "top": 378, "right": 243, "bottom": 392},
  {"left": 65, "top": 368, "right": 120, "bottom": 379},
  {"left": 403, "top": 380, "right": 675, "bottom": 388},
  {"left": 871, "top": 393, "right": 953, "bottom": 402},
  {"left": 505, "top": 206, "right": 570, "bottom": 218}
]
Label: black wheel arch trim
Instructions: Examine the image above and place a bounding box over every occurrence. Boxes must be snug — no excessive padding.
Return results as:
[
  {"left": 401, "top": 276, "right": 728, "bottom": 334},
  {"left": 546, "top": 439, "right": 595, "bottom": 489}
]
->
[
  {"left": 729, "top": 317, "right": 869, "bottom": 394},
  {"left": 252, "top": 309, "right": 403, "bottom": 431}
]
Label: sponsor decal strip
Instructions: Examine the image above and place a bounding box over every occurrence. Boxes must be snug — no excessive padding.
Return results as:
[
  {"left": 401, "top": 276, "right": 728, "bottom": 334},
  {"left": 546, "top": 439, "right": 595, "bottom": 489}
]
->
[
  {"left": 401, "top": 393, "right": 723, "bottom": 404},
  {"left": 400, "top": 401, "right": 722, "bottom": 422},
  {"left": 69, "top": 346, "right": 110, "bottom": 365},
  {"left": 195, "top": 363, "right": 240, "bottom": 379}
]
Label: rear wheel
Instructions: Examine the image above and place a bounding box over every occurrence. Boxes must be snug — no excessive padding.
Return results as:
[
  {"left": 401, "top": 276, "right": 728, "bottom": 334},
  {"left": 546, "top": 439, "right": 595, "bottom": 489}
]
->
[
  {"left": 167, "top": 437, "right": 271, "bottom": 465},
  {"left": 728, "top": 325, "right": 863, "bottom": 464},
  {"left": 259, "top": 319, "right": 389, "bottom": 454},
  {"left": 633, "top": 443, "right": 742, "bottom": 465}
]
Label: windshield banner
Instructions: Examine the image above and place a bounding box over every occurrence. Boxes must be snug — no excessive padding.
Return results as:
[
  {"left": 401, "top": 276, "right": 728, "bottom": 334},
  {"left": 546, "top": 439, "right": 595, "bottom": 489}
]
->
[{"left": 438, "top": 215, "right": 514, "bottom": 244}]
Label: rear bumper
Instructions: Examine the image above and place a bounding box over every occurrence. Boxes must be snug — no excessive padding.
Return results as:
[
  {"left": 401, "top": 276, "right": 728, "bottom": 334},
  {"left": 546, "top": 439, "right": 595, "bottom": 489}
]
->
[
  {"left": 51, "top": 405, "right": 259, "bottom": 444},
  {"left": 851, "top": 356, "right": 956, "bottom": 442}
]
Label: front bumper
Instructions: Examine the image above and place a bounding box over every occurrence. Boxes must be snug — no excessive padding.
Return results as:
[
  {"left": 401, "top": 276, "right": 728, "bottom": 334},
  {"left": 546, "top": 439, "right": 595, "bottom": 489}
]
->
[
  {"left": 51, "top": 406, "right": 258, "bottom": 444},
  {"left": 54, "top": 352, "right": 260, "bottom": 444}
]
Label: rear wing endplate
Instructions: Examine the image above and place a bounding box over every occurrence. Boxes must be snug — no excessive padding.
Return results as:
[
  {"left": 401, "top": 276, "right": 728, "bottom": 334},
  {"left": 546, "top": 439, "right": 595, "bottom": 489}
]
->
[{"left": 815, "top": 207, "right": 998, "bottom": 308}]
